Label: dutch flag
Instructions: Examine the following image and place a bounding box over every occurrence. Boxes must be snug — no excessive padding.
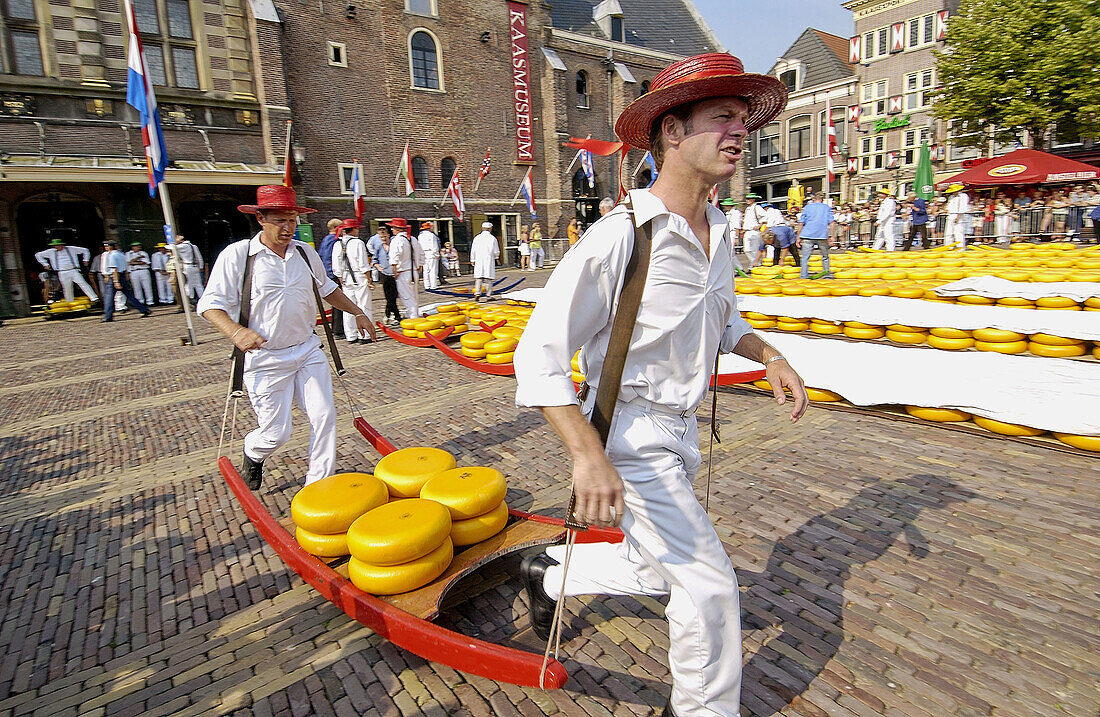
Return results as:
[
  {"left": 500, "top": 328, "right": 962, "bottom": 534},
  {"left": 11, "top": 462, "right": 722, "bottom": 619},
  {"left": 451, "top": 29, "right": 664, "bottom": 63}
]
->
[
  {"left": 580, "top": 149, "right": 595, "bottom": 188},
  {"left": 520, "top": 167, "right": 536, "bottom": 219},
  {"left": 123, "top": 0, "right": 168, "bottom": 197}
]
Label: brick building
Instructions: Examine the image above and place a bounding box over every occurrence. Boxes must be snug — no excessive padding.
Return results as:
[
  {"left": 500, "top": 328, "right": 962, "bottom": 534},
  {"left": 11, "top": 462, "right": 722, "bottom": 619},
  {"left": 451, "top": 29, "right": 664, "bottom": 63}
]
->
[{"left": 0, "top": 0, "right": 282, "bottom": 317}]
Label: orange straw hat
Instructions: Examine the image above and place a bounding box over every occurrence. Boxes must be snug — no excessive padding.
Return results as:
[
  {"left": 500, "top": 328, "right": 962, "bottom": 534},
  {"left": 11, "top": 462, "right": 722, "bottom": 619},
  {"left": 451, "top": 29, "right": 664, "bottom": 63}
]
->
[
  {"left": 340, "top": 218, "right": 363, "bottom": 229},
  {"left": 238, "top": 185, "right": 317, "bottom": 215},
  {"left": 614, "top": 52, "right": 788, "bottom": 150}
]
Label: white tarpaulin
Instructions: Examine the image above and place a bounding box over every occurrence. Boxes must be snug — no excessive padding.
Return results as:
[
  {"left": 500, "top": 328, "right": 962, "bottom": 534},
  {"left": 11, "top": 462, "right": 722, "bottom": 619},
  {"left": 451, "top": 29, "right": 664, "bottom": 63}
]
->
[
  {"left": 502, "top": 288, "right": 546, "bottom": 304},
  {"left": 720, "top": 332, "right": 1100, "bottom": 435},
  {"left": 934, "top": 276, "right": 1100, "bottom": 302},
  {"left": 737, "top": 295, "right": 1100, "bottom": 341}
]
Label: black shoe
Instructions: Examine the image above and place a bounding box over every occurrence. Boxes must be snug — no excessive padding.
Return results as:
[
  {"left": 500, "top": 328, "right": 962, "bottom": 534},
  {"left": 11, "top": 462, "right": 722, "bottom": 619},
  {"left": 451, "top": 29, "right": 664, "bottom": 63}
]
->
[
  {"left": 141, "top": 311, "right": 152, "bottom": 318},
  {"left": 175, "top": 308, "right": 184, "bottom": 314},
  {"left": 521, "top": 553, "right": 559, "bottom": 640},
  {"left": 346, "top": 338, "right": 360, "bottom": 344},
  {"left": 243, "top": 453, "right": 264, "bottom": 490},
  {"left": 100, "top": 317, "right": 113, "bottom": 323}
]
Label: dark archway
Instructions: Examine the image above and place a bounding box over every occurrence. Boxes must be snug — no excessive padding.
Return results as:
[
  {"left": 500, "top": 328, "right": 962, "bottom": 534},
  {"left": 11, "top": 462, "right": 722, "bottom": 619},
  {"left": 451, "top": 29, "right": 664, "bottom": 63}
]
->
[{"left": 16, "top": 193, "right": 105, "bottom": 305}]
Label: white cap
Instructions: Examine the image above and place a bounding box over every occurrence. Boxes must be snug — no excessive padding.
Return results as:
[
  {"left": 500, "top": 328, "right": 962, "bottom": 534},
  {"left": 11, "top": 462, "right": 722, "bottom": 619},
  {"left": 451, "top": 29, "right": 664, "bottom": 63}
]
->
[{"left": 481, "top": 222, "right": 492, "bottom": 229}]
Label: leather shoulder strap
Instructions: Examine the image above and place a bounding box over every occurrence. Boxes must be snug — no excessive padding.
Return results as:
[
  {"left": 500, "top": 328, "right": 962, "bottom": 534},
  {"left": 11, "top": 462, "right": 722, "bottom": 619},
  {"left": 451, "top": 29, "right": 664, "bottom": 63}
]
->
[
  {"left": 230, "top": 241, "right": 257, "bottom": 397},
  {"left": 296, "top": 244, "right": 345, "bottom": 376},
  {"left": 589, "top": 197, "right": 653, "bottom": 448}
]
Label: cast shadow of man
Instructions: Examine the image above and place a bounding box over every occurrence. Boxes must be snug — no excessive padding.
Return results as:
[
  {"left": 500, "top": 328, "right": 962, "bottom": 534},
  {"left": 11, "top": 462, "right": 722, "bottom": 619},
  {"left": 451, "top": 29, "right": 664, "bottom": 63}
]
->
[{"left": 736, "top": 474, "right": 978, "bottom": 717}]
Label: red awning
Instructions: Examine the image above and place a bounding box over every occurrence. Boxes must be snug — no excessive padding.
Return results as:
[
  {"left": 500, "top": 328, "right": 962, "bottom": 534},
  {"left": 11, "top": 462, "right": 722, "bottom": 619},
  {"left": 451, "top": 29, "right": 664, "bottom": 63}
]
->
[{"left": 938, "top": 148, "right": 1099, "bottom": 187}]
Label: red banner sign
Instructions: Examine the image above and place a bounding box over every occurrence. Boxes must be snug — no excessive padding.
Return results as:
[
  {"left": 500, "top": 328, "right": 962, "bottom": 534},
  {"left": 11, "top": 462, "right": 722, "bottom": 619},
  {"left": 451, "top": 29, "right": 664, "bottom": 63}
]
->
[{"left": 508, "top": 1, "right": 535, "bottom": 164}]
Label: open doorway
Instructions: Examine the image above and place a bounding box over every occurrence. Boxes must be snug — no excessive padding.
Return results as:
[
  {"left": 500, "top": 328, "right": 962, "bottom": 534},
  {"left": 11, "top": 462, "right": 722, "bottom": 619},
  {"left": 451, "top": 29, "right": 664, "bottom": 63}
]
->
[
  {"left": 470, "top": 212, "right": 519, "bottom": 268},
  {"left": 16, "top": 193, "right": 105, "bottom": 307}
]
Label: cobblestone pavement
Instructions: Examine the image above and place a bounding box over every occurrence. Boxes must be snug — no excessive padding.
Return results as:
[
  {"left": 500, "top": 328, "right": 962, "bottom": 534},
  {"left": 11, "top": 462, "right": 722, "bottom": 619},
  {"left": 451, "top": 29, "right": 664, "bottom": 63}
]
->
[{"left": 1, "top": 272, "right": 1098, "bottom": 717}]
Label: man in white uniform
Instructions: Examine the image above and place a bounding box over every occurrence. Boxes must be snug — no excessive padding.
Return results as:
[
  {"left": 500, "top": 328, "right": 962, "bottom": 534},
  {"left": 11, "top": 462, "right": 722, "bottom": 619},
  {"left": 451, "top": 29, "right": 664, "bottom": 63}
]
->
[
  {"left": 34, "top": 237, "right": 97, "bottom": 303},
  {"left": 417, "top": 221, "right": 441, "bottom": 290},
  {"left": 741, "top": 193, "right": 767, "bottom": 267},
  {"left": 470, "top": 221, "right": 500, "bottom": 301},
  {"left": 331, "top": 217, "right": 374, "bottom": 343},
  {"left": 151, "top": 243, "right": 174, "bottom": 304},
  {"left": 872, "top": 188, "right": 897, "bottom": 251},
  {"left": 175, "top": 235, "right": 205, "bottom": 304},
  {"left": 514, "top": 52, "right": 807, "bottom": 717},
  {"left": 126, "top": 241, "right": 155, "bottom": 306},
  {"left": 198, "top": 185, "right": 375, "bottom": 488},
  {"left": 387, "top": 218, "right": 420, "bottom": 319},
  {"left": 719, "top": 198, "right": 742, "bottom": 258},
  {"left": 944, "top": 183, "right": 972, "bottom": 250}
]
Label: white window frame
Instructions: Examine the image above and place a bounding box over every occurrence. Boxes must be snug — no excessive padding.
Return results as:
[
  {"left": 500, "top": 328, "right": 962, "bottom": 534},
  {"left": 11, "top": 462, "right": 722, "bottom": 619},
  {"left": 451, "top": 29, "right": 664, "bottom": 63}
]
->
[
  {"left": 327, "top": 41, "right": 347, "bottom": 68},
  {"left": 756, "top": 121, "right": 782, "bottom": 167},
  {"left": 404, "top": 0, "right": 438, "bottom": 17},
  {"left": 904, "top": 69, "right": 934, "bottom": 111},
  {"left": 907, "top": 14, "right": 935, "bottom": 50},
  {"left": 818, "top": 107, "right": 846, "bottom": 157},
  {"left": 337, "top": 162, "right": 364, "bottom": 195},
  {"left": 860, "top": 79, "right": 889, "bottom": 118},
  {"left": 862, "top": 26, "right": 889, "bottom": 62},
  {"left": 947, "top": 120, "right": 983, "bottom": 161},
  {"left": 787, "top": 114, "right": 812, "bottom": 160},
  {"left": 859, "top": 134, "right": 886, "bottom": 171},
  {"left": 408, "top": 28, "right": 445, "bottom": 92},
  {"left": 902, "top": 126, "right": 934, "bottom": 166}
]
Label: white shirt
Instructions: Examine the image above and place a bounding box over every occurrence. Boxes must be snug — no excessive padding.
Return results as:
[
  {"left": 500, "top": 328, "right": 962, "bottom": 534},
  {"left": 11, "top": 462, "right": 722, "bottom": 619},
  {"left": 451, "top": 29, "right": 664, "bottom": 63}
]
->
[
  {"left": 126, "top": 250, "right": 151, "bottom": 270},
  {"left": 470, "top": 231, "right": 499, "bottom": 279},
  {"left": 741, "top": 203, "right": 766, "bottom": 231},
  {"left": 764, "top": 207, "right": 786, "bottom": 227},
  {"left": 877, "top": 197, "right": 897, "bottom": 222},
  {"left": 514, "top": 189, "right": 753, "bottom": 413},
  {"left": 947, "top": 192, "right": 972, "bottom": 231},
  {"left": 389, "top": 233, "right": 415, "bottom": 274},
  {"left": 152, "top": 251, "right": 169, "bottom": 272},
  {"left": 332, "top": 234, "right": 370, "bottom": 285},
  {"left": 417, "top": 230, "right": 440, "bottom": 257},
  {"left": 197, "top": 234, "right": 338, "bottom": 351},
  {"left": 724, "top": 208, "right": 742, "bottom": 232},
  {"left": 35, "top": 245, "right": 89, "bottom": 271},
  {"left": 175, "top": 241, "right": 203, "bottom": 269}
]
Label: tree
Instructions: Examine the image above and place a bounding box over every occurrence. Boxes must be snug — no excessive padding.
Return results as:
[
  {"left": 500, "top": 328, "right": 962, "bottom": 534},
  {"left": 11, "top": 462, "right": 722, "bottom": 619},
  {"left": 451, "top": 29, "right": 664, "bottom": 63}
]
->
[{"left": 933, "top": 0, "right": 1100, "bottom": 151}]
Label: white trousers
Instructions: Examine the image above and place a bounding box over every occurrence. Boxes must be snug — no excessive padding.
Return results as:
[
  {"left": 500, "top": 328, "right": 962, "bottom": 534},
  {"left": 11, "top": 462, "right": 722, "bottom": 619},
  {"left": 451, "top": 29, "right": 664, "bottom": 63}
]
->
[
  {"left": 243, "top": 338, "right": 336, "bottom": 485},
  {"left": 423, "top": 254, "right": 440, "bottom": 290},
  {"left": 945, "top": 220, "right": 968, "bottom": 250},
  {"left": 183, "top": 266, "right": 204, "bottom": 300},
  {"left": 743, "top": 230, "right": 763, "bottom": 265},
  {"left": 395, "top": 271, "right": 419, "bottom": 318},
  {"left": 114, "top": 287, "right": 127, "bottom": 311},
  {"left": 57, "top": 268, "right": 98, "bottom": 302},
  {"left": 542, "top": 400, "right": 742, "bottom": 717},
  {"left": 341, "top": 280, "right": 373, "bottom": 341},
  {"left": 872, "top": 220, "right": 896, "bottom": 251},
  {"left": 130, "top": 269, "right": 154, "bottom": 305},
  {"left": 155, "top": 272, "right": 174, "bottom": 303}
]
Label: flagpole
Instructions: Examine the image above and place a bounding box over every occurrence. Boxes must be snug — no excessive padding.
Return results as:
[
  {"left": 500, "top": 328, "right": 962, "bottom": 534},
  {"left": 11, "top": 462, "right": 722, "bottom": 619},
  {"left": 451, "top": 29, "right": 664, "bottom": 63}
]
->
[
  {"left": 564, "top": 149, "right": 582, "bottom": 177},
  {"left": 158, "top": 181, "right": 198, "bottom": 346},
  {"left": 510, "top": 181, "right": 524, "bottom": 205}
]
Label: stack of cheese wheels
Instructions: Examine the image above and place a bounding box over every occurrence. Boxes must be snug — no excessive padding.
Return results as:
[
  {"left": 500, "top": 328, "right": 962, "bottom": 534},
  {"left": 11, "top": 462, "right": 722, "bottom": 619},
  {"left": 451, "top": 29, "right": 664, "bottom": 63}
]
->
[
  {"left": 810, "top": 319, "right": 843, "bottom": 335},
  {"left": 406, "top": 317, "right": 444, "bottom": 338},
  {"left": 744, "top": 311, "right": 777, "bottom": 330},
  {"left": 346, "top": 499, "right": 454, "bottom": 595},
  {"left": 374, "top": 446, "right": 457, "bottom": 498},
  {"left": 927, "top": 327, "right": 973, "bottom": 350},
  {"left": 776, "top": 316, "right": 810, "bottom": 332},
  {"left": 483, "top": 334, "right": 518, "bottom": 364},
  {"left": 421, "top": 466, "right": 509, "bottom": 546},
  {"left": 972, "top": 328, "right": 1028, "bottom": 354},
  {"left": 459, "top": 331, "right": 494, "bottom": 358},
  {"left": 885, "top": 324, "right": 928, "bottom": 345},
  {"left": 431, "top": 305, "right": 470, "bottom": 336},
  {"left": 570, "top": 350, "right": 585, "bottom": 385},
  {"left": 290, "top": 473, "right": 389, "bottom": 558},
  {"left": 843, "top": 321, "right": 884, "bottom": 340},
  {"left": 1027, "top": 332, "right": 1087, "bottom": 358}
]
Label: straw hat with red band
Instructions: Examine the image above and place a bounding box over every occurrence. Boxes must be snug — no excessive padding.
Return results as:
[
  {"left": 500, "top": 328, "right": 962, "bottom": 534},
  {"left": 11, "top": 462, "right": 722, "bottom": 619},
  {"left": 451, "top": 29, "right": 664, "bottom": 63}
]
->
[
  {"left": 340, "top": 218, "right": 363, "bottom": 230},
  {"left": 614, "top": 52, "right": 788, "bottom": 151},
  {"left": 386, "top": 218, "right": 411, "bottom": 232},
  {"left": 238, "top": 185, "right": 317, "bottom": 215},
  {"left": 420, "top": 221, "right": 434, "bottom": 230}
]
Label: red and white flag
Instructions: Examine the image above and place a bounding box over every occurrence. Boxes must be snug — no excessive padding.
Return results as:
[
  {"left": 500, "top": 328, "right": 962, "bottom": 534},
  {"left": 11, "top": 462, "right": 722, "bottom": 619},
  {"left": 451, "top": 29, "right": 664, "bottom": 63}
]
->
[
  {"left": 708, "top": 184, "right": 720, "bottom": 205},
  {"left": 351, "top": 159, "right": 364, "bottom": 220},
  {"left": 475, "top": 147, "right": 492, "bottom": 190},
  {"left": 445, "top": 167, "right": 465, "bottom": 221},
  {"left": 826, "top": 99, "right": 838, "bottom": 184},
  {"left": 396, "top": 140, "right": 414, "bottom": 196}
]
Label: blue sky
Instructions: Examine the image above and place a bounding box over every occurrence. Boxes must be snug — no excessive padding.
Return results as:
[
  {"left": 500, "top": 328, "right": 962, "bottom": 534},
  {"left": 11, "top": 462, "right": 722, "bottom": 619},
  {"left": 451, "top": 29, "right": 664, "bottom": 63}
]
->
[{"left": 694, "top": 0, "right": 855, "bottom": 73}]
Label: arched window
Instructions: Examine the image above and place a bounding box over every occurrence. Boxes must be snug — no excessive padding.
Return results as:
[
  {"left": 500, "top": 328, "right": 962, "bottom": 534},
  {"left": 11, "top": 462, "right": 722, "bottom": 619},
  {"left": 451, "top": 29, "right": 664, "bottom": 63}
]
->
[
  {"left": 410, "top": 30, "right": 441, "bottom": 90},
  {"left": 640, "top": 80, "right": 650, "bottom": 96},
  {"left": 440, "top": 157, "right": 456, "bottom": 188},
  {"left": 411, "top": 156, "right": 429, "bottom": 190},
  {"left": 576, "top": 71, "right": 589, "bottom": 108},
  {"left": 788, "top": 114, "right": 811, "bottom": 160}
]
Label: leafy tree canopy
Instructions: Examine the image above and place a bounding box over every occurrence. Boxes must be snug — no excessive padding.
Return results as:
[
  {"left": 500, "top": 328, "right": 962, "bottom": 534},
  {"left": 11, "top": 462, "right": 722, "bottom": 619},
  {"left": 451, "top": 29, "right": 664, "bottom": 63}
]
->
[{"left": 933, "top": 0, "right": 1100, "bottom": 150}]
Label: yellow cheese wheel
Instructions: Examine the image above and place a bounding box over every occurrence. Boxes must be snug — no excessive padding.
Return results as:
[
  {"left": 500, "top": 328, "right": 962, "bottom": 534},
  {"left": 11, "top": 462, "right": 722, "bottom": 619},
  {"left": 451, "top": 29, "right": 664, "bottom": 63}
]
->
[
  {"left": 1028, "top": 342, "right": 1086, "bottom": 358},
  {"left": 1093, "top": 344, "right": 1100, "bottom": 359},
  {"left": 891, "top": 286, "right": 926, "bottom": 299},
  {"left": 1029, "top": 333, "right": 1083, "bottom": 347},
  {"left": 843, "top": 326, "right": 885, "bottom": 340},
  {"left": 461, "top": 346, "right": 487, "bottom": 358},
  {"left": 460, "top": 331, "right": 494, "bottom": 348},
  {"left": 570, "top": 371, "right": 586, "bottom": 384},
  {"left": 904, "top": 406, "right": 972, "bottom": 422},
  {"left": 483, "top": 337, "right": 518, "bottom": 353},
  {"left": 844, "top": 321, "right": 878, "bottom": 329},
  {"left": 752, "top": 379, "right": 790, "bottom": 393},
  {"left": 413, "top": 318, "right": 444, "bottom": 331},
  {"left": 347, "top": 499, "right": 452, "bottom": 565},
  {"left": 804, "top": 286, "right": 831, "bottom": 297},
  {"left": 400, "top": 318, "right": 420, "bottom": 330},
  {"left": 1085, "top": 297, "right": 1100, "bottom": 308},
  {"left": 424, "top": 326, "right": 455, "bottom": 338},
  {"left": 973, "top": 328, "right": 1026, "bottom": 342},
  {"left": 776, "top": 320, "right": 810, "bottom": 332},
  {"left": 436, "top": 303, "right": 460, "bottom": 313},
  {"left": 403, "top": 329, "right": 419, "bottom": 338},
  {"left": 348, "top": 537, "right": 453, "bottom": 595},
  {"left": 744, "top": 311, "right": 774, "bottom": 321},
  {"left": 974, "top": 340, "right": 1028, "bottom": 354},
  {"left": 810, "top": 321, "right": 843, "bottom": 335},
  {"left": 757, "top": 284, "right": 783, "bottom": 295},
  {"left": 971, "top": 416, "right": 1045, "bottom": 437},
  {"left": 927, "top": 335, "right": 974, "bottom": 350},
  {"left": 885, "top": 330, "right": 927, "bottom": 345},
  {"left": 491, "top": 326, "right": 523, "bottom": 340},
  {"left": 829, "top": 285, "right": 860, "bottom": 296},
  {"left": 374, "top": 447, "right": 457, "bottom": 499},
  {"left": 929, "top": 327, "right": 972, "bottom": 339},
  {"left": 957, "top": 295, "right": 996, "bottom": 305},
  {"left": 746, "top": 319, "right": 778, "bottom": 329},
  {"left": 450, "top": 500, "right": 509, "bottom": 546},
  {"left": 887, "top": 324, "right": 925, "bottom": 333},
  {"left": 996, "top": 297, "right": 1033, "bottom": 307},
  {"left": 805, "top": 387, "right": 842, "bottom": 402},
  {"left": 1051, "top": 433, "right": 1100, "bottom": 452},
  {"left": 1035, "top": 296, "right": 1076, "bottom": 308},
  {"left": 420, "top": 466, "right": 507, "bottom": 519},
  {"left": 291, "top": 473, "right": 389, "bottom": 534},
  {"left": 438, "top": 313, "right": 468, "bottom": 327},
  {"left": 858, "top": 285, "right": 892, "bottom": 297},
  {"left": 295, "top": 526, "right": 350, "bottom": 558},
  {"left": 486, "top": 351, "right": 514, "bottom": 364}
]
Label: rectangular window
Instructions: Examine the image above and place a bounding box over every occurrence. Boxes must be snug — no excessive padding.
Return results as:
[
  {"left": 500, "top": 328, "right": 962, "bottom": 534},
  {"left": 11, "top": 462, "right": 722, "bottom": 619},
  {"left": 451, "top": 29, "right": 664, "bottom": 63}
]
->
[
  {"left": 820, "top": 110, "right": 846, "bottom": 155},
  {"left": 758, "top": 123, "right": 781, "bottom": 166},
  {"left": 863, "top": 32, "right": 873, "bottom": 59},
  {"left": 788, "top": 116, "right": 811, "bottom": 160},
  {"left": 134, "top": 0, "right": 160, "bottom": 35},
  {"left": 903, "top": 126, "right": 933, "bottom": 164},
  {"left": 904, "top": 69, "right": 934, "bottom": 110},
  {"left": 171, "top": 46, "right": 199, "bottom": 88},
  {"left": 4, "top": 0, "right": 36, "bottom": 20},
  {"left": 166, "top": 0, "right": 193, "bottom": 39},
  {"left": 908, "top": 18, "right": 919, "bottom": 47},
  {"left": 10, "top": 29, "right": 43, "bottom": 75},
  {"left": 907, "top": 14, "right": 935, "bottom": 49},
  {"left": 406, "top": 0, "right": 434, "bottom": 15},
  {"left": 338, "top": 162, "right": 364, "bottom": 194},
  {"left": 860, "top": 80, "right": 889, "bottom": 118},
  {"left": 610, "top": 16, "right": 623, "bottom": 42},
  {"left": 923, "top": 14, "right": 934, "bottom": 44},
  {"left": 144, "top": 44, "right": 167, "bottom": 85},
  {"left": 877, "top": 27, "right": 888, "bottom": 56},
  {"left": 948, "top": 121, "right": 983, "bottom": 161},
  {"left": 327, "top": 41, "right": 347, "bottom": 67}
]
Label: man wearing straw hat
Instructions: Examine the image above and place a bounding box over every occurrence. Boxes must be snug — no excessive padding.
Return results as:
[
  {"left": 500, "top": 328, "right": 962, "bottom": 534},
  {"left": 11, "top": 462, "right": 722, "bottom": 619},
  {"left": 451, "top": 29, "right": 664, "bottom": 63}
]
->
[
  {"left": 198, "top": 185, "right": 376, "bottom": 488},
  {"left": 944, "top": 183, "right": 972, "bottom": 250},
  {"left": 387, "top": 218, "right": 421, "bottom": 319},
  {"left": 872, "top": 187, "right": 898, "bottom": 251},
  {"left": 34, "top": 236, "right": 97, "bottom": 303},
  {"left": 331, "top": 217, "right": 374, "bottom": 344},
  {"left": 514, "top": 52, "right": 808, "bottom": 716}
]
